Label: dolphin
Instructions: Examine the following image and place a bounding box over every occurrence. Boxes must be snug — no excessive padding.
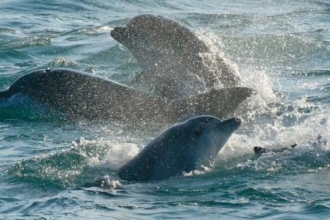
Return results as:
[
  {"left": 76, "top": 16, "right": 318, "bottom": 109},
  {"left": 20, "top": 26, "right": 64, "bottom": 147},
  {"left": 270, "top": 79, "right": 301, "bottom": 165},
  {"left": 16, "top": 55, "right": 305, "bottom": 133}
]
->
[
  {"left": 0, "top": 68, "right": 162, "bottom": 122},
  {"left": 111, "top": 14, "right": 241, "bottom": 99},
  {"left": 0, "top": 69, "right": 253, "bottom": 123},
  {"left": 118, "top": 115, "right": 241, "bottom": 181}
]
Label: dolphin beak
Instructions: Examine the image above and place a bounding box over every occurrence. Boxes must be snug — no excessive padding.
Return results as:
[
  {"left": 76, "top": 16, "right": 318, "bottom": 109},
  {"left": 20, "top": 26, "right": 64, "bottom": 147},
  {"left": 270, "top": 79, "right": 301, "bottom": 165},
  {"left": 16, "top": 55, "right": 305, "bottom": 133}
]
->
[
  {"left": 110, "top": 27, "right": 128, "bottom": 43},
  {"left": 233, "top": 118, "right": 241, "bottom": 125},
  {"left": 216, "top": 117, "right": 241, "bottom": 131}
]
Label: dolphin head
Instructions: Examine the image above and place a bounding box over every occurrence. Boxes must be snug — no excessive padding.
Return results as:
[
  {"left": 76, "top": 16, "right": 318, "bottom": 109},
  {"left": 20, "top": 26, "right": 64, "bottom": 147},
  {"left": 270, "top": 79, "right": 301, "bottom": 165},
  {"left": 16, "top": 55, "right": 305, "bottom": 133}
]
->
[
  {"left": 117, "top": 115, "right": 241, "bottom": 181},
  {"left": 181, "top": 115, "right": 241, "bottom": 170},
  {"left": 111, "top": 14, "right": 208, "bottom": 65},
  {"left": 111, "top": 15, "right": 243, "bottom": 98}
]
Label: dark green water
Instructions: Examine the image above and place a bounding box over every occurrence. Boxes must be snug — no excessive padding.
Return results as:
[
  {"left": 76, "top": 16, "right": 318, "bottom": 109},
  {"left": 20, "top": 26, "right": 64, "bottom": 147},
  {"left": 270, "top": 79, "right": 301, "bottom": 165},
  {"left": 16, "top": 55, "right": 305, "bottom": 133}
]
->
[{"left": 1, "top": 0, "right": 330, "bottom": 219}]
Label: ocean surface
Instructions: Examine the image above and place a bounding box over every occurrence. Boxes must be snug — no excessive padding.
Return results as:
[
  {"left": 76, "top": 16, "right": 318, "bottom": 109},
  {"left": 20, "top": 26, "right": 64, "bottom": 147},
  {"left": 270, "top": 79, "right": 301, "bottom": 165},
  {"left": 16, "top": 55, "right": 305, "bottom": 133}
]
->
[{"left": 1, "top": 0, "right": 330, "bottom": 219}]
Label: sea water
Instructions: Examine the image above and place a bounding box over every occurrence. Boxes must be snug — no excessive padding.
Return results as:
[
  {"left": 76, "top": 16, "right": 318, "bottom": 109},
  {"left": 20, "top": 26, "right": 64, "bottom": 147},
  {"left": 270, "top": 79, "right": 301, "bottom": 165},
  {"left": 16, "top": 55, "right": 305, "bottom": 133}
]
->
[{"left": 1, "top": 0, "right": 330, "bottom": 219}]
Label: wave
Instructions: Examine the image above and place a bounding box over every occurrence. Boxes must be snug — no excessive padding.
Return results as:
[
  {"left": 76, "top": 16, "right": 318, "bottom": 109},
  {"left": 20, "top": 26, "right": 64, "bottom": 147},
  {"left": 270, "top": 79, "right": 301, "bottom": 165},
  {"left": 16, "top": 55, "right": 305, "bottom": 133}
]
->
[
  {"left": 293, "top": 70, "right": 330, "bottom": 77},
  {"left": 6, "top": 137, "right": 139, "bottom": 188}
]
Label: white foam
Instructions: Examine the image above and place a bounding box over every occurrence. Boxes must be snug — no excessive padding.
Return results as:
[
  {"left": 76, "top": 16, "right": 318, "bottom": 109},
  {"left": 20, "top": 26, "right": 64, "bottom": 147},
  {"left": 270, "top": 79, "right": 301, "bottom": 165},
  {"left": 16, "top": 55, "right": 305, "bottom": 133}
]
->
[
  {"left": 70, "top": 138, "right": 141, "bottom": 170},
  {"left": 196, "top": 29, "right": 278, "bottom": 109}
]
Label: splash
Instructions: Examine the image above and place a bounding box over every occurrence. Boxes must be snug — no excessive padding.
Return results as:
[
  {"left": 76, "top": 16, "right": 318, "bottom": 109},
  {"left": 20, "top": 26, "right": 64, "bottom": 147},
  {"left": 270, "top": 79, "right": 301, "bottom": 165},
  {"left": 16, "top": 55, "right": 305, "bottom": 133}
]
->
[
  {"left": 7, "top": 137, "right": 141, "bottom": 188},
  {"left": 192, "top": 30, "right": 330, "bottom": 173},
  {"left": 198, "top": 30, "right": 276, "bottom": 96}
]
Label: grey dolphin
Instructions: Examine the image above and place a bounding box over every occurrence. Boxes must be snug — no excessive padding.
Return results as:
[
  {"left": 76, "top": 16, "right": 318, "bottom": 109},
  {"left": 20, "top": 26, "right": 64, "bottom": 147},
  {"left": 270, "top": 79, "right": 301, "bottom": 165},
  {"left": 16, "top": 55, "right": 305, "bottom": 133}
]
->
[
  {"left": 118, "top": 115, "right": 241, "bottom": 181},
  {"left": 111, "top": 14, "right": 241, "bottom": 99},
  {"left": 0, "top": 69, "right": 162, "bottom": 122},
  {"left": 0, "top": 69, "right": 253, "bottom": 122}
]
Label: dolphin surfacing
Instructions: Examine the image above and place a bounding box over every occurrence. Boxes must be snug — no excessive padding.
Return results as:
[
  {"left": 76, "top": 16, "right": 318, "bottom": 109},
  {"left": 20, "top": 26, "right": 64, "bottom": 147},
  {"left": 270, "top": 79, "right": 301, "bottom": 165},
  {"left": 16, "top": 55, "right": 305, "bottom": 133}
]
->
[
  {"left": 117, "top": 115, "right": 241, "bottom": 181},
  {"left": 111, "top": 14, "right": 241, "bottom": 99},
  {"left": 0, "top": 69, "right": 253, "bottom": 123},
  {"left": 0, "top": 69, "right": 164, "bottom": 122}
]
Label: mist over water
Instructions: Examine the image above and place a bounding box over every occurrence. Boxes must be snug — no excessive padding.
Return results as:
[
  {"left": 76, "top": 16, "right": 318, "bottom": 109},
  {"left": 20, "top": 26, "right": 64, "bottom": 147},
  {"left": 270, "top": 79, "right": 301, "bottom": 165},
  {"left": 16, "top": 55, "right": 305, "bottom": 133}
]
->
[{"left": 1, "top": 0, "right": 330, "bottom": 219}]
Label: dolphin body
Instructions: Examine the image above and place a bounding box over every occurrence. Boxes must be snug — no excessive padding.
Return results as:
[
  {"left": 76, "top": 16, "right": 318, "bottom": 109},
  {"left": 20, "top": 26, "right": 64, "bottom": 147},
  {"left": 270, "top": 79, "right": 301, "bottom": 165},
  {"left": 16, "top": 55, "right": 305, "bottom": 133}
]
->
[
  {"left": 0, "top": 69, "right": 253, "bottom": 123},
  {"left": 118, "top": 115, "right": 241, "bottom": 181}
]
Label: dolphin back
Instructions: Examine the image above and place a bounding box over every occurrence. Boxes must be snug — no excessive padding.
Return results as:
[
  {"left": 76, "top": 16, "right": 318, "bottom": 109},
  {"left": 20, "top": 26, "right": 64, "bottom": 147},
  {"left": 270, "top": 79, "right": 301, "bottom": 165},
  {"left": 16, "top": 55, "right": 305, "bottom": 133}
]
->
[{"left": 168, "top": 87, "right": 254, "bottom": 121}]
